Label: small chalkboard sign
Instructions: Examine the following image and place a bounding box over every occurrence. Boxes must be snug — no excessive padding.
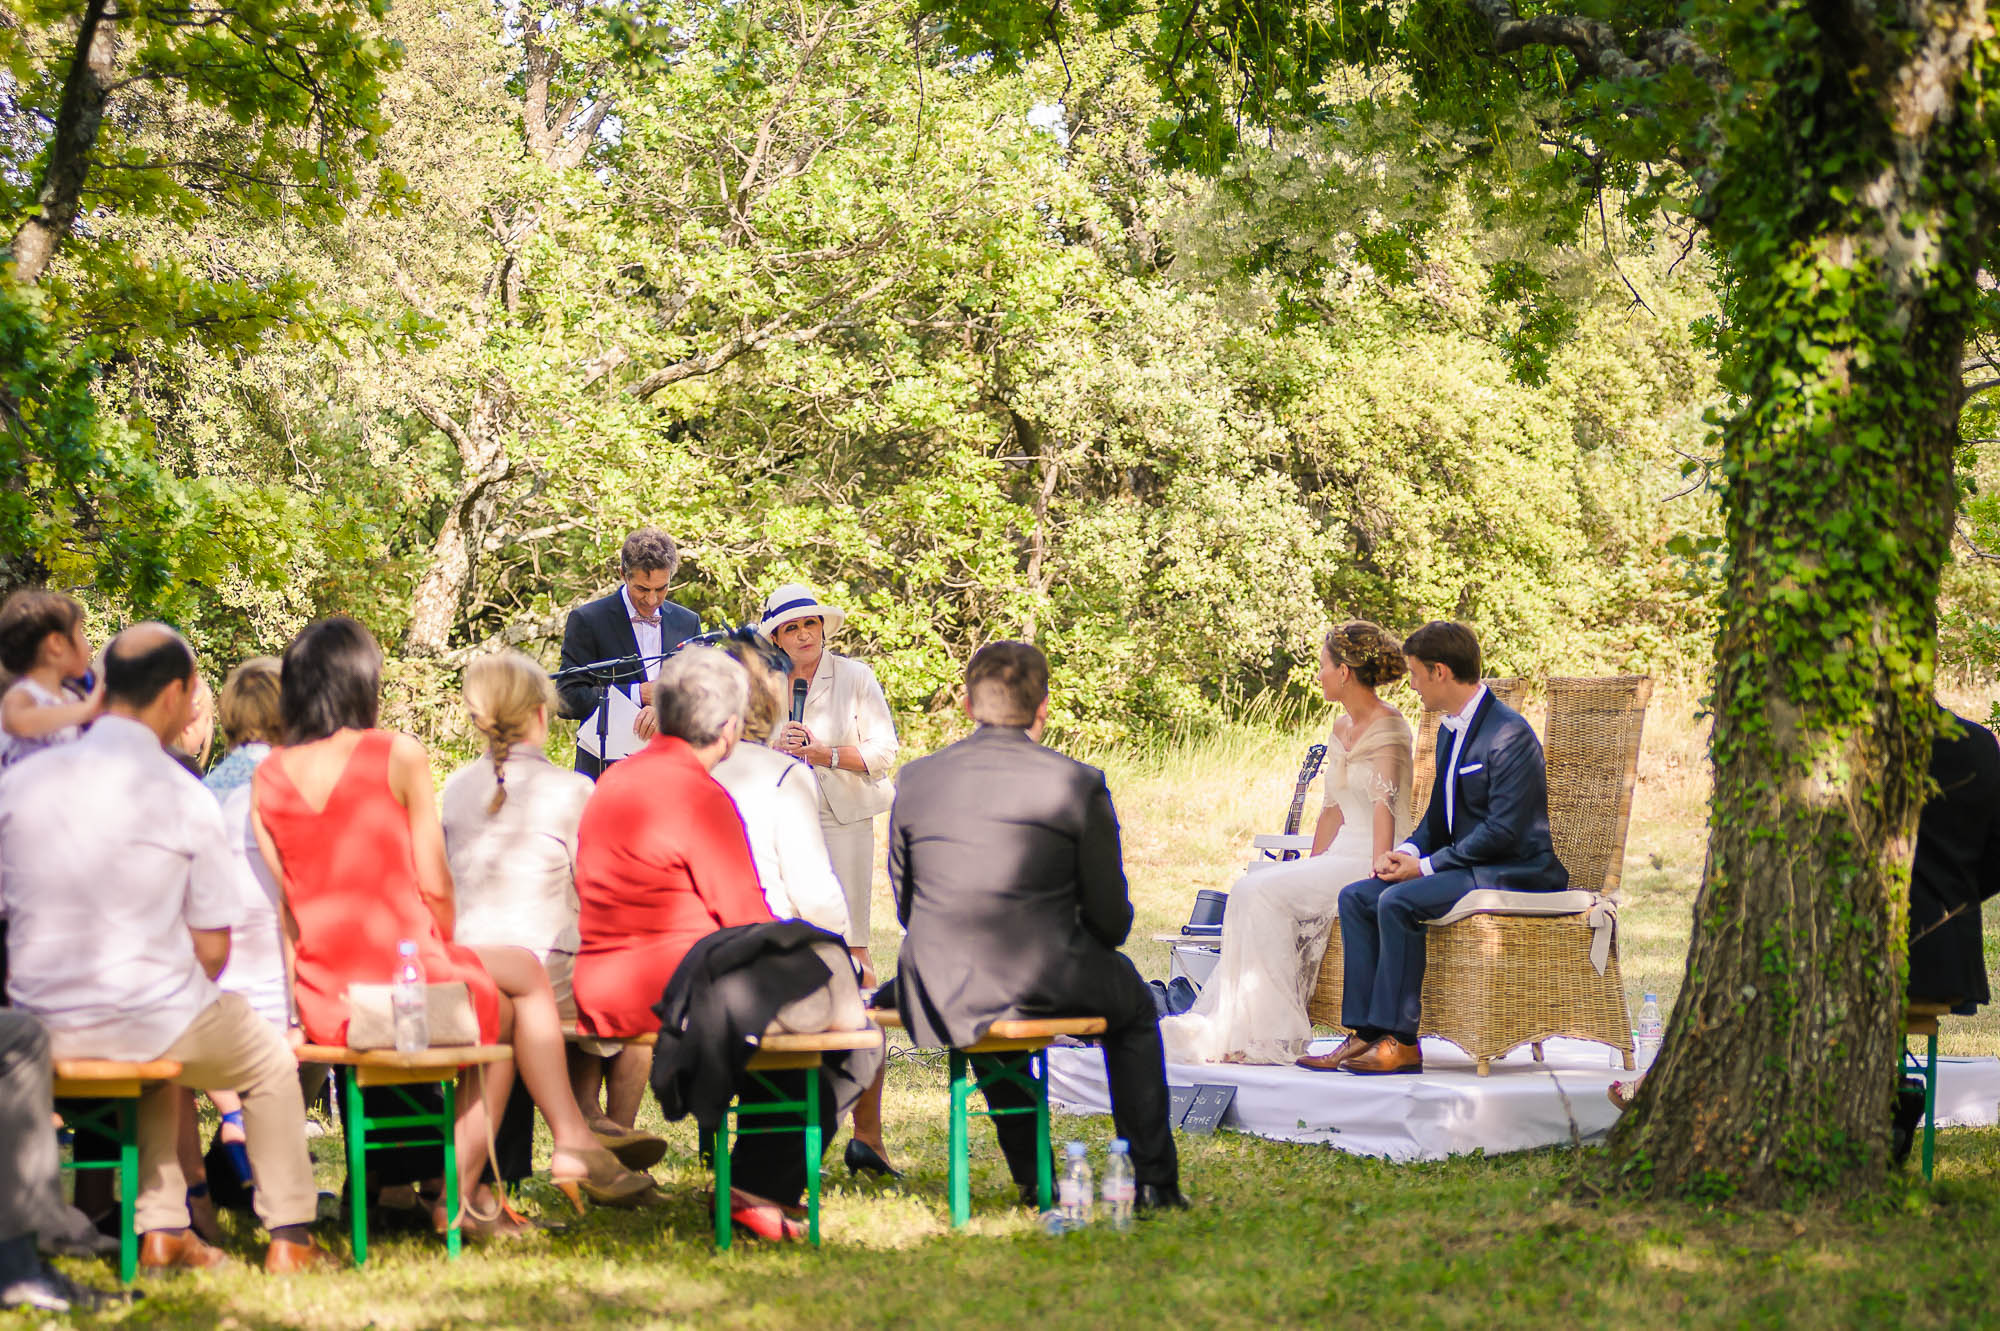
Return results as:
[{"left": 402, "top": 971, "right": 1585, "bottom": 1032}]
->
[{"left": 1167, "top": 1082, "right": 1237, "bottom": 1135}]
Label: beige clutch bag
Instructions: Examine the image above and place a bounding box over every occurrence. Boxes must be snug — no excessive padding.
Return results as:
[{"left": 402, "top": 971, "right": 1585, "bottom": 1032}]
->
[{"left": 345, "top": 982, "right": 481, "bottom": 1050}]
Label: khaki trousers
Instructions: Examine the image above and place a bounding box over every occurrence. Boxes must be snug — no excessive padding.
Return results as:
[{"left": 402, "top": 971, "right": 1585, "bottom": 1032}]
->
[{"left": 136, "top": 993, "right": 316, "bottom": 1234}]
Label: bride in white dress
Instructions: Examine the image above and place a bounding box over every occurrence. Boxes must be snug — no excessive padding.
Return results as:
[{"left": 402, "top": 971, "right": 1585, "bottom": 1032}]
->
[{"left": 1161, "top": 623, "right": 1415, "bottom": 1065}]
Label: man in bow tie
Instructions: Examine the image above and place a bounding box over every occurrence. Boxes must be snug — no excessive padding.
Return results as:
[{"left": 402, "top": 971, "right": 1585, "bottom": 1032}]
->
[
  {"left": 1299, "top": 620, "right": 1567, "bottom": 1076},
  {"left": 556, "top": 528, "right": 702, "bottom": 778}
]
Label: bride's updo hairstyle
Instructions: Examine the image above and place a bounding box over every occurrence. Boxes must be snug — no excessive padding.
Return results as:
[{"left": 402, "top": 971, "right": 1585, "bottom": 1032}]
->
[{"left": 1323, "top": 622, "right": 1407, "bottom": 689}]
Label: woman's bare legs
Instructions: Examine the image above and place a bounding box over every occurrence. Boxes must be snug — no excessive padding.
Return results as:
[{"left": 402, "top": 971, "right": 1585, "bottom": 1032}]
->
[{"left": 473, "top": 946, "right": 601, "bottom": 1154}]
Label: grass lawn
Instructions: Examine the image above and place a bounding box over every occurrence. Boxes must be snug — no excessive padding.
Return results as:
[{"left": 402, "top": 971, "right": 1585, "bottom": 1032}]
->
[{"left": 32, "top": 689, "right": 2000, "bottom": 1329}]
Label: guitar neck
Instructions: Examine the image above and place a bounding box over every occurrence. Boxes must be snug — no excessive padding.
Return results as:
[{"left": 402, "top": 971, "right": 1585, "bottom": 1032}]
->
[{"left": 1283, "top": 779, "right": 1314, "bottom": 836}]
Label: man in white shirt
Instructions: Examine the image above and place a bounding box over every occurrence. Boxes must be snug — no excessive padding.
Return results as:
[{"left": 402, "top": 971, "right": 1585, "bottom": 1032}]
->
[
  {"left": 0, "top": 623, "right": 328, "bottom": 1274},
  {"left": 1301, "top": 621, "right": 1567, "bottom": 1077}
]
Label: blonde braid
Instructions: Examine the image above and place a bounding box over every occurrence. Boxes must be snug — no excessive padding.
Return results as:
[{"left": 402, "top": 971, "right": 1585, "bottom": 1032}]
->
[{"left": 461, "top": 651, "right": 555, "bottom": 816}]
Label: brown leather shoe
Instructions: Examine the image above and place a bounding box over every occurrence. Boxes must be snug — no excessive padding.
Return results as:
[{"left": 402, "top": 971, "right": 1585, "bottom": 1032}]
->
[
  {"left": 1295, "top": 1033, "right": 1372, "bottom": 1072},
  {"left": 1343, "top": 1037, "right": 1423, "bottom": 1076},
  {"left": 264, "top": 1237, "right": 337, "bottom": 1274},
  {"left": 138, "top": 1228, "right": 231, "bottom": 1272}
]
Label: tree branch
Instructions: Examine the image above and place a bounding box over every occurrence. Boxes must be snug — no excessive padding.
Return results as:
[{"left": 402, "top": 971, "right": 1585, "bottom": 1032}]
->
[{"left": 10, "top": 0, "right": 117, "bottom": 282}]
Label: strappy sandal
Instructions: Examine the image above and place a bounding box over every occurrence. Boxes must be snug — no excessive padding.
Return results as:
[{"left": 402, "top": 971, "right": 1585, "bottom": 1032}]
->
[
  {"left": 434, "top": 1189, "right": 536, "bottom": 1241},
  {"left": 550, "top": 1145, "right": 659, "bottom": 1215},
  {"left": 589, "top": 1122, "right": 669, "bottom": 1172}
]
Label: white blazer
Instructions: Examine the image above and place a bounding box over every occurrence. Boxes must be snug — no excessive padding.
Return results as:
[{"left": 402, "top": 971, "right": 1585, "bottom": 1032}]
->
[
  {"left": 800, "top": 652, "right": 897, "bottom": 825},
  {"left": 711, "top": 741, "right": 854, "bottom": 941}
]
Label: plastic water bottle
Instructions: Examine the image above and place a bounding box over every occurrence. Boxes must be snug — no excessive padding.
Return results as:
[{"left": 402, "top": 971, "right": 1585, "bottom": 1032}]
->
[
  {"left": 1102, "top": 1138, "right": 1135, "bottom": 1232},
  {"left": 1059, "top": 1141, "right": 1094, "bottom": 1229},
  {"left": 392, "top": 939, "right": 429, "bottom": 1052},
  {"left": 1636, "top": 993, "right": 1663, "bottom": 1070}
]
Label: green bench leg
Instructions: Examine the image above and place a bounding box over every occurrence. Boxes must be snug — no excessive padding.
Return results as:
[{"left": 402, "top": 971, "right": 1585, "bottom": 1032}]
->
[
  {"left": 342, "top": 1071, "right": 368, "bottom": 1266},
  {"left": 116, "top": 1098, "right": 138, "bottom": 1284},
  {"left": 442, "top": 1076, "right": 461, "bottom": 1260},
  {"left": 804, "top": 1070, "right": 822, "bottom": 1247},
  {"left": 713, "top": 1112, "right": 733, "bottom": 1251},
  {"left": 1922, "top": 1030, "right": 1938, "bottom": 1181},
  {"left": 948, "top": 1049, "right": 971, "bottom": 1228},
  {"left": 1034, "top": 1053, "right": 1052, "bottom": 1212}
]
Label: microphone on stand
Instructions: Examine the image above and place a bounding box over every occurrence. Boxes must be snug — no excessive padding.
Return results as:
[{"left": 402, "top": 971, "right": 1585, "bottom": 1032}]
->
[{"left": 790, "top": 679, "right": 808, "bottom": 724}]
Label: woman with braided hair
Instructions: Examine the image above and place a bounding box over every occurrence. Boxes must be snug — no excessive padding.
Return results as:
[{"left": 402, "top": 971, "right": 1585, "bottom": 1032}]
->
[
  {"left": 440, "top": 650, "right": 666, "bottom": 1176},
  {"left": 1159, "top": 623, "right": 1415, "bottom": 1065}
]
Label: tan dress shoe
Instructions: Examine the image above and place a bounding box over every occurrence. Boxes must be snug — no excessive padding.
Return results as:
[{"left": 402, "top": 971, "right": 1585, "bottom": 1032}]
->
[
  {"left": 264, "top": 1237, "right": 337, "bottom": 1275},
  {"left": 138, "top": 1229, "right": 230, "bottom": 1271},
  {"left": 1343, "top": 1037, "right": 1423, "bottom": 1076},
  {"left": 1295, "top": 1034, "right": 1372, "bottom": 1072}
]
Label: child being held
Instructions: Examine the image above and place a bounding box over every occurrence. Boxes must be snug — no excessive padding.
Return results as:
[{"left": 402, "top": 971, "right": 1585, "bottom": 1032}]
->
[{"left": 0, "top": 589, "right": 103, "bottom": 768}]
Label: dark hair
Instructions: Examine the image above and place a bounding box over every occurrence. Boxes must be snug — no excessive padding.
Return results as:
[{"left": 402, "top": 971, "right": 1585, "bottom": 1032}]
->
[
  {"left": 620, "top": 528, "right": 681, "bottom": 578},
  {"left": 1402, "top": 620, "right": 1481, "bottom": 684},
  {"left": 0, "top": 589, "right": 84, "bottom": 676},
  {"left": 966, "top": 641, "right": 1049, "bottom": 727},
  {"left": 104, "top": 625, "right": 196, "bottom": 708},
  {"left": 280, "top": 617, "right": 383, "bottom": 743},
  {"left": 1323, "top": 622, "right": 1406, "bottom": 688}
]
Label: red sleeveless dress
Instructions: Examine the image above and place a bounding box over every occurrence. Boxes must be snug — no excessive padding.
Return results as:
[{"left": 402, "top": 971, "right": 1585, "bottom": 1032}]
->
[{"left": 254, "top": 729, "right": 501, "bottom": 1046}]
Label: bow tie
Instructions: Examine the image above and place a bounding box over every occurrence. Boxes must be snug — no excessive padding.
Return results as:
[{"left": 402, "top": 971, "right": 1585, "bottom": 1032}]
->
[
  {"left": 1441, "top": 714, "right": 1467, "bottom": 734},
  {"left": 630, "top": 614, "right": 659, "bottom": 628}
]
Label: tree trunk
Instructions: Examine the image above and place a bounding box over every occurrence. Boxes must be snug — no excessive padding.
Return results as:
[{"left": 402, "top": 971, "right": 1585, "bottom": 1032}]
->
[
  {"left": 403, "top": 384, "right": 511, "bottom": 657},
  {"left": 11, "top": 0, "right": 116, "bottom": 283},
  {"left": 1610, "top": 0, "right": 1987, "bottom": 1202}
]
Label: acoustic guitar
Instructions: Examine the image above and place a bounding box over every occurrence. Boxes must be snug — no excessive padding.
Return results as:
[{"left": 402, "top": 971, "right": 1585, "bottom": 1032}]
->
[{"left": 1274, "top": 742, "right": 1327, "bottom": 862}]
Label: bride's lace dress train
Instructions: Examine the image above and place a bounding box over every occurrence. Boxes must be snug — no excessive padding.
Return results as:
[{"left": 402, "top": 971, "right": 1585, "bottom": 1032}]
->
[{"left": 1159, "top": 711, "right": 1414, "bottom": 1066}]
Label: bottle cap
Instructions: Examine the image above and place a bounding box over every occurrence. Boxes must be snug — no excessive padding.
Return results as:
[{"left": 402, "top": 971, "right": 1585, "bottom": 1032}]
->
[
  {"left": 1110, "top": 1138, "right": 1129, "bottom": 1152},
  {"left": 399, "top": 939, "right": 419, "bottom": 956},
  {"left": 1643, "top": 992, "right": 1657, "bottom": 1001},
  {"left": 1066, "top": 1141, "right": 1086, "bottom": 1157}
]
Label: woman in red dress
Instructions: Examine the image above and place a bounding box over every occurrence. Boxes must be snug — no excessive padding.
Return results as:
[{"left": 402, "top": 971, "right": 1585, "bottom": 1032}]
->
[{"left": 252, "top": 618, "right": 652, "bottom": 1233}]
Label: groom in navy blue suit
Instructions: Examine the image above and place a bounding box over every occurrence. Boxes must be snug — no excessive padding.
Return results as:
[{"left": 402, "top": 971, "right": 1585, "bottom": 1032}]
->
[{"left": 1300, "top": 620, "right": 1567, "bottom": 1076}]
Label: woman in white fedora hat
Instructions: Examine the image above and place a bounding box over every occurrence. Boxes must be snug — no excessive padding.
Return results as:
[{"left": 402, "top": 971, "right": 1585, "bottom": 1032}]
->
[{"left": 760, "top": 582, "right": 900, "bottom": 1174}]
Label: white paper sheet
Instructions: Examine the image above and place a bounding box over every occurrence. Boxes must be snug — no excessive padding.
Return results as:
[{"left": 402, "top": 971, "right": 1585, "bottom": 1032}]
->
[{"left": 576, "top": 685, "right": 645, "bottom": 761}]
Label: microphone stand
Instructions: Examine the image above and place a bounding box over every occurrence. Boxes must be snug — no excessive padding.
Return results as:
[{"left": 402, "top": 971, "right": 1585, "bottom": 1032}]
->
[
  {"left": 549, "top": 648, "right": 680, "bottom": 776},
  {"left": 546, "top": 626, "right": 743, "bottom": 775}
]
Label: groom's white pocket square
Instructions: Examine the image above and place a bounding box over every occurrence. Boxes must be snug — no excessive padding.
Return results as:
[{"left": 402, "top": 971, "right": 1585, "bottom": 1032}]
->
[{"left": 1458, "top": 762, "right": 1485, "bottom": 774}]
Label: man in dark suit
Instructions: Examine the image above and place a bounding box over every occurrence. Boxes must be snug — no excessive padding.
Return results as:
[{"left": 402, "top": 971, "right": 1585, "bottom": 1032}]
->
[
  {"left": 889, "top": 642, "right": 1185, "bottom": 1210},
  {"left": 557, "top": 527, "right": 701, "bottom": 778},
  {"left": 1303, "top": 620, "right": 1567, "bottom": 1076},
  {"left": 1908, "top": 706, "right": 2000, "bottom": 1010}
]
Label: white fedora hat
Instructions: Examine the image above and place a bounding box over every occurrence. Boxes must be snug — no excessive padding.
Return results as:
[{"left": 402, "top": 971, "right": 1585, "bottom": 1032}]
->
[{"left": 759, "top": 583, "right": 846, "bottom": 636}]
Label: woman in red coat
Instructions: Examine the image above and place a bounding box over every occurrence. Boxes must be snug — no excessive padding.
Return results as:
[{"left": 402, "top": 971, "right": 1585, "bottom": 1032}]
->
[{"left": 574, "top": 648, "right": 817, "bottom": 1238}]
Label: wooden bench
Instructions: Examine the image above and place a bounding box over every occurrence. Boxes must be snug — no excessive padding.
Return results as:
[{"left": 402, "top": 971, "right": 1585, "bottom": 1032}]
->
[
  {"left": 52, "top": 1059, "right": 182, "bottom": 1283},
  {"left": 295, "top": 1044, "right": 512, "bottom": 1264},
  {"left": 1905, "top": 1002, "right": 1952, "bottom": 1180},
  {"left": 868, "top": 1010, "right": 1107, "bottom": 1226}
]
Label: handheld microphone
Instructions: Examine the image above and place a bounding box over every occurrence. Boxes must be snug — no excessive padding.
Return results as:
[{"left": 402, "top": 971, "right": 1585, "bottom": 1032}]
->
[{"left": 790, "top": 679, "right": 808, "bottom": 724}]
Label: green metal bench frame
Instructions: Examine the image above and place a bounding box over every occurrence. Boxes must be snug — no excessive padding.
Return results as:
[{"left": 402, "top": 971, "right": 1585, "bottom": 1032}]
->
[
  {"left": 947, "top": 1046, "right": 1052, "bottom": 1226},
  {"left": 335, "top": 1068, "right": 461, "bottom": 1265},
  {"left": 1904, "top": 1003, "right": 1946, "bottom": 1181},
  {"left": 56, "top": 1097, "right": 141, "bottom": 1283},
  {"left": 699, "top": 1051, "right": 825, "bottom": 1251}
]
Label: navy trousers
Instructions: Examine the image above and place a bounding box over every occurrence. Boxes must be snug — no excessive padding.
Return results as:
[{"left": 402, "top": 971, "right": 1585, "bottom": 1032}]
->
[{"left": 1337, "top": 870, "right": 1478, "bottom": 1042}]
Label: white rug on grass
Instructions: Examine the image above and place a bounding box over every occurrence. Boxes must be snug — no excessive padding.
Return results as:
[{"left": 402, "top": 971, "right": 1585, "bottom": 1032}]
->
[{"left": 1045, "top": 1038, "right": 2000, "bottom": 1161}]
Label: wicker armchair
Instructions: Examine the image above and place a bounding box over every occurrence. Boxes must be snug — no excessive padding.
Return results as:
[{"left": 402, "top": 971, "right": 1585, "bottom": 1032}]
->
[
  {"left": 1309, "top": 678, "right": 1528, "bottom": 1027},
  {"left": 1307, "top": 676, "right": 1650, "bottom": 1075}
]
